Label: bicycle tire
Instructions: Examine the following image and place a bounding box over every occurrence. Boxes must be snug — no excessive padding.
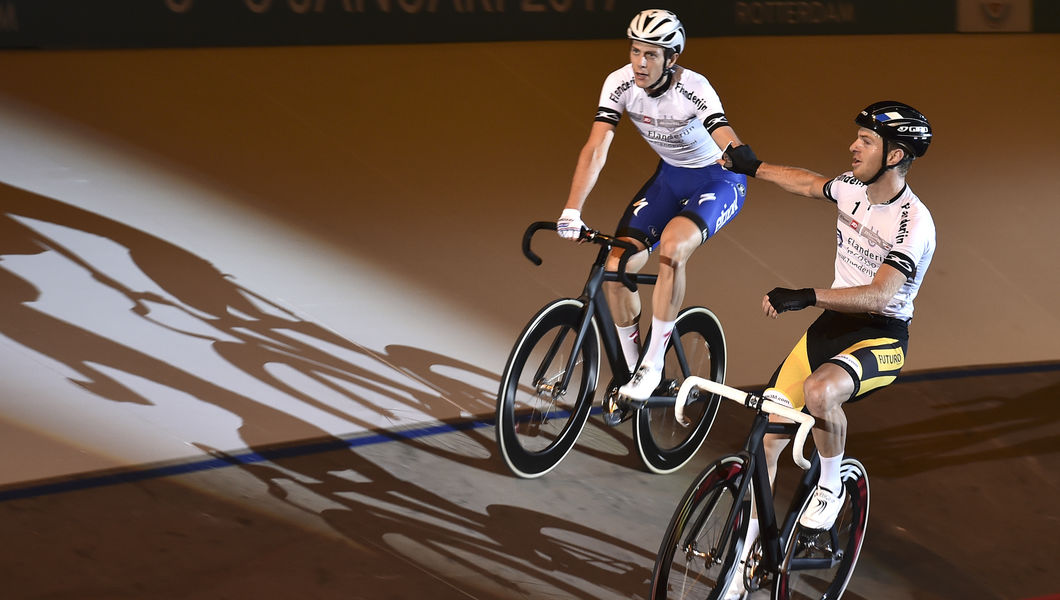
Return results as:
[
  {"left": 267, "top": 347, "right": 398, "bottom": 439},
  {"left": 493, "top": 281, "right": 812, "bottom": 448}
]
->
[
  {"left": 773, "top": 458, "right": 870, "bottom": 600},
  {"left": 495, "top": 298, "right": 600, "bottom": 479},
  {"left": 634, "top": 306, "right": 726, "bottom": 474},
  {"left": 650, "top": 455, "right": 749, "bottom": 600}
]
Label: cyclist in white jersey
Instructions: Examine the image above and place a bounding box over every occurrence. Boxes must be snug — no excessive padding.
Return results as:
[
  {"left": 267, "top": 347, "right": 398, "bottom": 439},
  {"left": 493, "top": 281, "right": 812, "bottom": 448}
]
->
[
  {"left": 720, "top": 101, "right": 935, "bottom": 597},
  {"left": 555, "top": 9, "right": 753, "bottom": 418}
]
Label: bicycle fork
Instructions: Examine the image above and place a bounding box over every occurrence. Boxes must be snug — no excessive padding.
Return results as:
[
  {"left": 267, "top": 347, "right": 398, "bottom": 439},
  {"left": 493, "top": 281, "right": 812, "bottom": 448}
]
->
[
  {"left": 532, "top": 263, "right": 608, "bottom": 400},
  {"left": 682, "top": 417, "right": 811, "bottom": 582}
]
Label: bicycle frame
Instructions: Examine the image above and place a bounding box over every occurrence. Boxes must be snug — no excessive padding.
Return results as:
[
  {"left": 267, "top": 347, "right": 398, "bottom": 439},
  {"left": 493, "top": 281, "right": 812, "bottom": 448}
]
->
[
  {"left": 574, "top": 245, "right": 660, "bottom": 388},
  {"left": 542, "top": 240, "right": 705, "bottom": 415},
  {"left": 677, "top": 375, "right": 858, "bottom": 581},
  {"left": 523, "top": 221, "right": 714, "bottom": 416},
  {"left": 701, "top": 413, "right": 821, "bottom": 575},
  {"left": 501, "top": 224, "right": 729, "bottom": 478},
  {"left": 652, "top": 377, "right": 869, "bottom": 596},
  {"left": 523, "top": 222, "right": 657, "bottom": 397}
]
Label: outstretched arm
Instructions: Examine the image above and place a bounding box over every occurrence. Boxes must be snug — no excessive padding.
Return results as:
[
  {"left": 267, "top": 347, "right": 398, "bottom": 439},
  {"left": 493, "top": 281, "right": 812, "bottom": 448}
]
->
[
  {"left": 755, "top": 163, "right": 831, "bottom": 200},
  {"left": 724, "top": 144, "right": 830, "bottom": 200}
]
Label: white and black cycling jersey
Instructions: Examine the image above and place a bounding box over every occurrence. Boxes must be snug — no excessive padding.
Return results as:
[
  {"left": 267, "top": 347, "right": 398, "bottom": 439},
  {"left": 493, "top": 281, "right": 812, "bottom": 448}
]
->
[
  {"left": 595, "top": 65, "right": 729, "bottom": 168},
  {"left": 824, "top": 172, "right": 936, "bottom": 321}
]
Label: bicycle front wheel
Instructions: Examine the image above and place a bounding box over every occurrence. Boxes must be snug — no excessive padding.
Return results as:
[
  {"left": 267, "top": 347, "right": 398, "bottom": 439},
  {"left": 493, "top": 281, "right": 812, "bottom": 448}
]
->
[
  {"left": 635, "top": 306, "right": 726, "bottom": 474},
  {"left": 651, "top": 455, "right": 749, "bottom": 600},
  {"left": 495, "top": 298, "right": 600, "bottom": 479},
  {"left": 773, "top": 458, "right": 870, "bottom": 600}
]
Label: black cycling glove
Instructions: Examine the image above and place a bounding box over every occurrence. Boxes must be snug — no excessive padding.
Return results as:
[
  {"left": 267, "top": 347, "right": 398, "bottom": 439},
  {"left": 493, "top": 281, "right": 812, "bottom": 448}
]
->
[
  {"left": 767, "top": 287, "right": 816, "bottom": 314},
  {"left": 724, "top": 144, "right": 762, "bottom": 177}
]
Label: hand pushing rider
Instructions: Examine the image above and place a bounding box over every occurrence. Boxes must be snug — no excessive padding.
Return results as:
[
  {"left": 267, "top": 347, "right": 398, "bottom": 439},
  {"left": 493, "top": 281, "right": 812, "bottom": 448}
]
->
[
  {"left": 722, "top": 102, "right": 935, "bottom": 598},
  {"left": 557, "top": 9, "right": 751, "bottom": 417}
]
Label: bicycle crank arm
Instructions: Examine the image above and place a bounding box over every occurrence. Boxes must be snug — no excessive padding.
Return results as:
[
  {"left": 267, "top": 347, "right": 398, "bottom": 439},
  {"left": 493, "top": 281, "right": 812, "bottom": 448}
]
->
[{"left": 638, "top": 395, "right": 681, "bottom": 409}]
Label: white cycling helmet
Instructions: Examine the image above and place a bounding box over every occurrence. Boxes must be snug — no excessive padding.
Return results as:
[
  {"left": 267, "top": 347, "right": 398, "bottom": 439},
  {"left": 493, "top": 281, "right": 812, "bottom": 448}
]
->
[{"left": 627, "top": 9, "right": 685, "bottom": 54}]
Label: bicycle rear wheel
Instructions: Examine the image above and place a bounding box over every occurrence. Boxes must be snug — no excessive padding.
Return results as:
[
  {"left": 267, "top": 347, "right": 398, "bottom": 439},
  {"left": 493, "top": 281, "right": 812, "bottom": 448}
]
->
[
  {"left": 651, "top": 455, "right": 749, "bottom": 600},
  {"left": 773, "top": 458, "right": 870, "bottom": 600},
  {"left": 635, "top": 306, "right": 726, "bottom": 474},
  {"left": 495, "top": 298, "right": 600, "bottom": 479}
]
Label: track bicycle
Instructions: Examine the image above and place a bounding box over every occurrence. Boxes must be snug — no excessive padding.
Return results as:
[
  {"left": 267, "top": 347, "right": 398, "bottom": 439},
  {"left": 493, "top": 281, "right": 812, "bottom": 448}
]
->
[
  {"left": 651, "top": 376, "right": 870, "bottom": 599},
  {"left": 495, "top": 221, "right": 726, "bottom": 479}
]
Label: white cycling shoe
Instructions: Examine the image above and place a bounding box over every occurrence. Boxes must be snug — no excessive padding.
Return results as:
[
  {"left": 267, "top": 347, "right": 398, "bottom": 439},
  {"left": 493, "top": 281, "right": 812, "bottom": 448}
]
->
[
  {"left": 799, "top": 485, "right": 845, "bottom": 530},
  {"left": 618, "top": 364, "right": 662, "bottom": 402}
]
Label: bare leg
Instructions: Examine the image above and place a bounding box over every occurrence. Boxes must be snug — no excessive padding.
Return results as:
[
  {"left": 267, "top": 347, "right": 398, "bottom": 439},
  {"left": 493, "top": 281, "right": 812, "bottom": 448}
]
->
[
  {"left": 803, "top": 363, "right": 854, "bottom": 459},
  {"left": 652, "top": 216, "right": 703, "bottom": 321},
  {"left": 602, "top": 242, "right": 648, "bottom": 327},
  {"left": 617, "top": 218, "right": 705, "bottom": 399}
]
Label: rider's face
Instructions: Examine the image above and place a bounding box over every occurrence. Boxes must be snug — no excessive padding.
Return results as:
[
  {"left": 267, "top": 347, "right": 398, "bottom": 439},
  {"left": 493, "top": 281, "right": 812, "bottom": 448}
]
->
[
  {"left": 630, "top": 41, "right": 672, "bottom": 88},
  {"left": 850, "top": 127, "right": 884, "bottom": 182}
]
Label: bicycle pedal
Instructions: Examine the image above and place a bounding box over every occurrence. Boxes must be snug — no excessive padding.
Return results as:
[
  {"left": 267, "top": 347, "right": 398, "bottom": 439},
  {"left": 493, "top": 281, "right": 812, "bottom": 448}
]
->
[{"left": 602, "top": 388, "right": 634, "bottom": 427}]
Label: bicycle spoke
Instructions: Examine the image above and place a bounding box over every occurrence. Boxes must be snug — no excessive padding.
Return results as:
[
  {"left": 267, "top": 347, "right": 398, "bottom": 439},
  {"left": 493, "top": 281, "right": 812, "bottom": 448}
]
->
[
  {"left": 531, "top": 326, "right": 571, "bottom": 390},
  {"left": 496, "top": 299, "right": 599, "bottom": 478},
  {"left": 651, "top": 457, "right": 746, "bottom": 599}
]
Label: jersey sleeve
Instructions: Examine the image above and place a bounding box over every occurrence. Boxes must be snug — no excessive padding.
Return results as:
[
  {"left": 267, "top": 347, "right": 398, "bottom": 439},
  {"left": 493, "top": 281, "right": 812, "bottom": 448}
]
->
[
  {"left": 884, "top": 202, "right": 934, "bottom": 280},
  {"left": 823, "top": 172, "right": 864, "bottom": 205},
  {"left": 679, "top": 71, "right": 728, "bottom": 133},
  {"left": 702, "top": 112, "right": 730, "bottom": 134},
  {"left": 595, "top": 67, "right": 631, "bottom": 126}
]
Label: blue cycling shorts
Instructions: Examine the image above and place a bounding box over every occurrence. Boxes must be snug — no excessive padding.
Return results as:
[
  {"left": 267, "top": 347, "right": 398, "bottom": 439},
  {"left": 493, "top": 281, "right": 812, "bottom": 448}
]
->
[{"left": 615, "top": 160, "right": 747, "bottom": 250}]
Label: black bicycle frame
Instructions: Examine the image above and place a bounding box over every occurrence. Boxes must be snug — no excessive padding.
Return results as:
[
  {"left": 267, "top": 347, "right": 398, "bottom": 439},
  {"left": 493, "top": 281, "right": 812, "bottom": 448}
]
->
[
  {"left": 689, "top": 411, "right": 821, "bottom": 573},
  {"left": 534, "top": 232, "right": 656, "bottom": 396},
  {"left": 521, "top": 221, "right": 701, "bottom": 409}
]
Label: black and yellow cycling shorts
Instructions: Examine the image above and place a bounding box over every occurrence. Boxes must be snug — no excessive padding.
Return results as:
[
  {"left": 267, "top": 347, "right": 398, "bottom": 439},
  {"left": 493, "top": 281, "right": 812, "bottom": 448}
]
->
[{"left": 765, "top": 310, "right": 909, "bottom": 410}]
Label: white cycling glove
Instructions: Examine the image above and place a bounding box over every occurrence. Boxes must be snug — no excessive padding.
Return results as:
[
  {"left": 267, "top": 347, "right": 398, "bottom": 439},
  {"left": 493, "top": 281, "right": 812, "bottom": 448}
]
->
[{"left": 557, "top": 208, "right": 585, "bottom": 240}]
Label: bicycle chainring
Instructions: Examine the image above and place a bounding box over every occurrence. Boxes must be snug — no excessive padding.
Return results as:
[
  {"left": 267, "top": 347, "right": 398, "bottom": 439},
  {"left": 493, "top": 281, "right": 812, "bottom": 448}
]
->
[{"left": 743, "top": 538, "right": 769, "bottom": 591}]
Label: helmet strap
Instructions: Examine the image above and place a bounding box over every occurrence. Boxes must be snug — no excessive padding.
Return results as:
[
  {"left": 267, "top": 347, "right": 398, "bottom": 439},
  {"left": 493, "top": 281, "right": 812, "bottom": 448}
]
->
[
  {"left": 862, "top": 138, "right": 895, "bottom": 185},
  {"left": 646, "top": 65, "right": 674, "bottom": 98}
]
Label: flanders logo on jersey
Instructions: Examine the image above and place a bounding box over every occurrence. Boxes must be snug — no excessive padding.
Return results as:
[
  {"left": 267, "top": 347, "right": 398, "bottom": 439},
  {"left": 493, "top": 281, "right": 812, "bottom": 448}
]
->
[{"left": 872, "top": 347, "right": 905, "bottom": 371}]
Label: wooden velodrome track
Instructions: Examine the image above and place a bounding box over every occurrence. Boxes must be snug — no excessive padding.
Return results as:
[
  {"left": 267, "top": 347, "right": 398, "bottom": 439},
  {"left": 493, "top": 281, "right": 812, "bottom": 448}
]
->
[{"left": 0, "top": 33, "right": 1058, "bottom": 599}]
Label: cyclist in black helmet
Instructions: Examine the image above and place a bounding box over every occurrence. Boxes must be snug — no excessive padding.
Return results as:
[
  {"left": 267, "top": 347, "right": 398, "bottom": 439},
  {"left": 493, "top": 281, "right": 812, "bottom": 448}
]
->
[
  {"left": 720, "top": 101, "right": 936, "bottom": 598},
  {"left": 556, "top": 9, "right": 754, "bottom": 419}
]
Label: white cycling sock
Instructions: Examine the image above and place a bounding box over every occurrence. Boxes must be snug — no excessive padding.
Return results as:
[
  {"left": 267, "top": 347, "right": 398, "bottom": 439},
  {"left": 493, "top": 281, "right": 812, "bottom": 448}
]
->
[
  {"left": 616, "top": 322, "right": 640, "bottom": 373},
  {"left": 741, "top": 517, "right": 760, "bottom": 560},
  {"left": 819, "top": 452, "right": 844, "bottom": 494},
  {"left": 641, "top": 316, "right": 675, "bottom": 369},
  {"left": 724, "top": 515, "right": 759, "bottom": 598}
]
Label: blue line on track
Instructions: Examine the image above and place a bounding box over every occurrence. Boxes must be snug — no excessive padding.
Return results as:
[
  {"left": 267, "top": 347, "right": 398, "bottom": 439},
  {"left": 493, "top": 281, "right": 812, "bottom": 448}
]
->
[
  {"left": 0, "top": 420, "right": 492, "bottom": 502},
  {"left": 1, "top": 361, "right": 1057, "bottom": 502}
]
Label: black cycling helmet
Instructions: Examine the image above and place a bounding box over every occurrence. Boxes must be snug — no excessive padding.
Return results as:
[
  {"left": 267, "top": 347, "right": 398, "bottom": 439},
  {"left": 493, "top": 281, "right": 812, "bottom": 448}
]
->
[{"left": 855, "top": 100, "right": 932, "bottom": 158}]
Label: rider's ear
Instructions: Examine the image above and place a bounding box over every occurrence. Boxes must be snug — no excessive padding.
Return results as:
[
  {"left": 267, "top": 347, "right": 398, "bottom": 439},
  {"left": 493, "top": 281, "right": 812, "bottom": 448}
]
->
[
  {"left": 667, "top": 52, "right": 680, "bottom": 69},
  {"left": 886, "top": 146, "right": 906, "bottom": 167}
]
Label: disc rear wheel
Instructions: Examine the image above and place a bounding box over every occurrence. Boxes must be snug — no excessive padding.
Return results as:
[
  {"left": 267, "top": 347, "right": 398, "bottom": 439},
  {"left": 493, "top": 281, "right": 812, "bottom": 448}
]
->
[
  {"left": 773, "top": 459, "right": 870, "bottom": 599},
  {"left": 635, "top": 306, "right": 726, "bottom": 474}
]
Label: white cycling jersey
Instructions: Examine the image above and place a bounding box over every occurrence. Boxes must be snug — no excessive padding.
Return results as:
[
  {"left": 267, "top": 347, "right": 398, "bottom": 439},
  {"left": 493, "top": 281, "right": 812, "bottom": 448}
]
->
[
  {"left": 824, "top": 172, "right": 936, "bottom": 321},
  {"left": 595, "top": 65, "right": 729, "bottom": 168}
]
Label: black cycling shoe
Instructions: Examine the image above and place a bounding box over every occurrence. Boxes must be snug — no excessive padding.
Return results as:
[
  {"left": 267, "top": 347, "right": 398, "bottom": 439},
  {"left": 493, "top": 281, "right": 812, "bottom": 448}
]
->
[{"left": 602, "top": 383, "right": 634, "bottom": 427}]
